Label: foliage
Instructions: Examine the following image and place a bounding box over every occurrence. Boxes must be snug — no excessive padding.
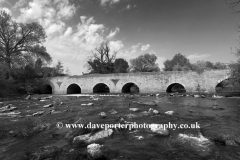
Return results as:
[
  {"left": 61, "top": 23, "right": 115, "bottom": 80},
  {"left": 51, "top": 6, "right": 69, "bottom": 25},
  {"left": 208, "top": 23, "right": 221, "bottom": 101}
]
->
[
  {"left": 0, "top": 11, "right": 52, "bottom": 75},
  {"left": 163, "top": 53, "right": 191, "bottom": 71},
  {"left": 130, "top": 53, "right": 160, "bottom": 72},
  {"left": 87, "top": 42, "right": 116, "bottom": 74},
  {"left": 225, "top": 0, "right": 240, "bottom": 79},
  {"left": 54, "top": 60, "right": 65, "bottom": 76},
  {"left": 65, "top": 68, "right": 71, "bottom": 76},
  {"left": 114, "top": 58, "right": 129, "bottom": 73}
]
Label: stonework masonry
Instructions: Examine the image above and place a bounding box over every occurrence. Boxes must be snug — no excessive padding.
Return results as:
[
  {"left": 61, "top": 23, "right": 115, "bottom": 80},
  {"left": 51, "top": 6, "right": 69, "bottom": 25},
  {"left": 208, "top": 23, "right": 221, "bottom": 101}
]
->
[{"left": 45, "top": 70, "right": 230, "bottom": 94}]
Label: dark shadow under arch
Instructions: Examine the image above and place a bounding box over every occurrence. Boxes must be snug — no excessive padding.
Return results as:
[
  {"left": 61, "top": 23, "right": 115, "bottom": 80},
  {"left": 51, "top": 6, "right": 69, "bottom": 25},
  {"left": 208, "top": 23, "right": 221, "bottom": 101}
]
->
[
  {"left": 93, "top": 83, "right": 110, "bottom": 93},
  {"left": 216, "top": 78, "right": 240, "bottom": 93},
  {"left": 67, "top": 84, "right": 81, "bottom": 94},
  {"left": 166, "top": 83, "right": 186, "bottom": 93},
  {"left": 41, "top": 84, "right": 52, "bottom": 94},
  {"left": 122, "top": 83, "right": 140, "bottom": 93}
]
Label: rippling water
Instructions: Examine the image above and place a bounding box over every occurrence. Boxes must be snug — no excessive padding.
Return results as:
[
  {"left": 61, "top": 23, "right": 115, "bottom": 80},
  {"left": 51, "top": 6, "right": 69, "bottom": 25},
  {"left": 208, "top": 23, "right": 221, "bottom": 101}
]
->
[{"left": 1, "top": 95, "right": 240, "bottom": 160}]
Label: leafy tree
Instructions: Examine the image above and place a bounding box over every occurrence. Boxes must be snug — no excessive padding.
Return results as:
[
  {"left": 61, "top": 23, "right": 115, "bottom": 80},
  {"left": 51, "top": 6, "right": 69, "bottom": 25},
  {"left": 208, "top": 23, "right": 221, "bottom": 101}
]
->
[
  {"left": 65, "top": 68, "right": 71, "bottom": 76},
  {"left": 130, "top": 53, "right": 160, "bottom": 72},
  {"left": 226, "top": 0, "right": 240, "bottom": 79},
  {"left": 114, "top": 58, "right": 129, "bottom": 73},
  {"left": 54, "top": 60, "right": 64, "bottom": 76},
  {"left": 163, "top": 53, "right": 191, "bottom": 71},
  {"left": 0, "top": 11, "right": 52, "bottom": 74},
  {"left": 213, "top": 62, "right": 227, "bottom": 69},
  {"left": 87, "top": 42, "right": 116, "bottom": 74}
]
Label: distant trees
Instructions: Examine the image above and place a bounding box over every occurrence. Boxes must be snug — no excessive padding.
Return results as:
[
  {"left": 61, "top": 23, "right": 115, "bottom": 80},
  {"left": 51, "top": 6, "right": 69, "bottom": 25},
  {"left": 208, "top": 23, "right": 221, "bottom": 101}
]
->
[
  {"left": 163, "top": 53, "right": 191, "bottom": 71},
  {"left": 114, "top": 58, "right": 129, "bottom": 73},
  {"left": 129, "top": 53, "right": 160, "bottom": 72},
  {"left": 163, "top": 53, "right": 228, "bottom": 73}
]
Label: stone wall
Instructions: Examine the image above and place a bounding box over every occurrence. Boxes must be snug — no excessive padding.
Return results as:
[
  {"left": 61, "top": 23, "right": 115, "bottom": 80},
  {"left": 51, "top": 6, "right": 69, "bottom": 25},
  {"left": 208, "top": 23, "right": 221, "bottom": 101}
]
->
[{"left": 45, "top": 70, "right": 230, "bottom": 94}]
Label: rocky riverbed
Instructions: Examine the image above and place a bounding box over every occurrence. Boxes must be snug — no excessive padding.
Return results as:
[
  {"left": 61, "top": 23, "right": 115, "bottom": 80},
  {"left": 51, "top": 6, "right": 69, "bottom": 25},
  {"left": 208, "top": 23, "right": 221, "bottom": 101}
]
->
[{"left": 0, "top": 93, "right": 240, "bottom": 160}]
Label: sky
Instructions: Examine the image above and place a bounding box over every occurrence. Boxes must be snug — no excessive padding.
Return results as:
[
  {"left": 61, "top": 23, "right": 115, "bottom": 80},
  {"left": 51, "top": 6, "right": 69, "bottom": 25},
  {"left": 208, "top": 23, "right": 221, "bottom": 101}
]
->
[{"left": 0, "top": 0, "right": 240, "bottom": 75}]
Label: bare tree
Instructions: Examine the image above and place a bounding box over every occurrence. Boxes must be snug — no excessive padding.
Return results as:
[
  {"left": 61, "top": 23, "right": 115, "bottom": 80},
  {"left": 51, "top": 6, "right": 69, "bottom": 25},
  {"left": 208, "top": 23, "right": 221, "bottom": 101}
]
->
[
  {"left": 87, "top": 42, "right": 116, "bottom": 74},
  {"left": 226, "top": 0, "right": 240, "bottom": 12}
]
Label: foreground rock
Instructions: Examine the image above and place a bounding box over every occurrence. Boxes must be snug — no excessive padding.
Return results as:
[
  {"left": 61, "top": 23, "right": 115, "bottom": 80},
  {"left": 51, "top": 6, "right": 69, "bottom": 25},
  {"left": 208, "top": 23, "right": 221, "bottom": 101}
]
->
[
  {"left": 33, "top": 111, "right": 44, "bottom": 116},
  {"left": 108, "top": 109, "right": 117, "bottom": 114},
  {"left": 165, "top": 111, "right": 174, "bottom": 115},
  {"left": 73, "top": 129, "right": 113, "bottom": 144},
  {"left": 0, "top": 104, "right": 17, "bottom": 112},
  {"left": 0, "top": 111, "right": 21, "bottom": 117},
  {"left": 98, "top": 112, "right": 107, "bottom": 118},
  {"left": 43, "top": 104, "right": 53, "bottom": 108},
  {"left": 129, "top": 108, "right": 139, "bottom": 112},
  {"left": 149, "top": 124, "right": 169, "bottom": 136},
  {"left": 176, "top": 133, "right": 213, "bottom": 156},
  {"left": 87, "top": 143, "right": 103, "bottom": 159}
]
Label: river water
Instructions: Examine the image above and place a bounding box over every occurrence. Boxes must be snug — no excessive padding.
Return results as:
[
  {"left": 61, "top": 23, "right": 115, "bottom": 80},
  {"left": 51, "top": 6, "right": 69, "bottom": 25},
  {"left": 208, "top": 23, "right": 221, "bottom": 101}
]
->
[{"left": 0, "top": 94, "right": 240, "bottom": 160}]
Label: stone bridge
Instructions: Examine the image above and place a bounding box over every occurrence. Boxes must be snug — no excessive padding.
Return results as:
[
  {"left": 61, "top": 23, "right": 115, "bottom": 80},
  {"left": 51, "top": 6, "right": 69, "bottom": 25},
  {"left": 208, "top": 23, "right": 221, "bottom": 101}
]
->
[{"left": 42, "top": 70, "right": 230, "bottom": 94}]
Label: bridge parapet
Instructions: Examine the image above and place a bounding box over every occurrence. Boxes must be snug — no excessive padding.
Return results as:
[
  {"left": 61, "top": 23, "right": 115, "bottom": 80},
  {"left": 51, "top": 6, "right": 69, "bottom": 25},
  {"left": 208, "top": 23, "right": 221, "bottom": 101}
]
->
[{"left": 44, "top": 70, "right": 230, "bottom": 94}]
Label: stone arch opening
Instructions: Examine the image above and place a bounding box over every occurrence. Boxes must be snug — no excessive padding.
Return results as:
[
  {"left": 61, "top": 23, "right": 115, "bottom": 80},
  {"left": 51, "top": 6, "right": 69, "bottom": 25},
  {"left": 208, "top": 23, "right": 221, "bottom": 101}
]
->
[
  {"left": 67, "top": 84, "right": 81, "bottom": 94},
  {"left": 93, "top": 83, "right": 110, "bottom": 93},
  {"left": 122, "top": 83, "right": 140, "bottom": 93},
  {"left": 216, "top": 78, "right": 240, "bottom": 93},
  {"left": 41, "top": 84, "right": 52, "bottom": 94},
  {"left": 166, "top": 83, "right": 186, "bottom": 93}
]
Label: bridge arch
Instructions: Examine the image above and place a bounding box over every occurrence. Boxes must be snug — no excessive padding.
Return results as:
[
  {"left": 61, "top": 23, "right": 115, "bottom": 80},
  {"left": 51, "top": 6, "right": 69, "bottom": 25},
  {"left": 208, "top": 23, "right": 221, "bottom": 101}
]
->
[
  {"left": 122, "top": 82, "right": 140, "bottom": 93},
  {"left": 93, "top": 83, "right": 110, "bottom": 93},
  {"left": 166, "top": 83, "right": 186, "bottom": 93},
  {"left": 41, "top": 84, "right": 53, "bottom": 94},
  {"left": 67, "top": 83, "right": 81, "bottom": 94},
  {"left": 215, "top": 78, "right": 240, "bottom": 93}
]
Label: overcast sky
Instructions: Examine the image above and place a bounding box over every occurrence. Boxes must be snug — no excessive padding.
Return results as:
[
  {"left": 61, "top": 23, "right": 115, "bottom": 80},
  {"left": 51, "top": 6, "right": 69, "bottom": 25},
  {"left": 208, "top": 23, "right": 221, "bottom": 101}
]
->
[{"left": 1, "top": 0, "right": 240, "bottom": 75}]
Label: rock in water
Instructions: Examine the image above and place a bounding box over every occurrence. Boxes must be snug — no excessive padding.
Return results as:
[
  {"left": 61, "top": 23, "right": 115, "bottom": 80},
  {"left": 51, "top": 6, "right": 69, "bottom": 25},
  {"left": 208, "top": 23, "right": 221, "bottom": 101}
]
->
[
  {"left": 165, "top": 111, "right": 174, "bottom": 115},
  {"left": 43, "top": 104, "right": 53, "bottom": 108},
  {"left": 25, "top": 95, "right": 31, "bottom": 100},
  {"left": 153, "top": 110, "right": 159, "bottom": 114},
  {"left": 108, "top": 109, "right": 117, "bottom": 114},
  {"left": 87, "top": 143, "right": 103, "bottom": 159},
  {"left": 177, "top": 133, "right": 213, "bottom": 155},
  {"left": 73, "top": 129, "right": 113, "bottom": 144},
  {"left": 150, "top": 124, "right": 169, "bottom": 136},
  {"left": 98, "top": 112, "right": 107, "bottom": 118},
  {"left": 129, "top": 108, "right": 139, "bottom": 112}
]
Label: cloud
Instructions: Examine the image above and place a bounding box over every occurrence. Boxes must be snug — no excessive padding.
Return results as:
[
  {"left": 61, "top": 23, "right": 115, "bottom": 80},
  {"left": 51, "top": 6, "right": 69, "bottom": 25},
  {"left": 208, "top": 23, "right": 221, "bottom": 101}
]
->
[
  {"left": 107, "top": 27, "right": 120, "bottom": 39},
  {"left": 187, "top": 53, "right": 211, "bottom": 60},
  {"left": 100, "top": 0, "right": 120, "bottom": 6},
  {"left": 141, "top": 44, "right": 150, "bottom": 51},
  {"left": 109, "top": 40, "right": 124, "bottom": 52},
  {"left": 0, "top": 7, "right": 11, "bottom": 14},
  {"left": 13, "top": 0, "right": 27, "bottom": 9},
  {"left": 117, "top": 43, "right": 151, "bottom": 60},
  {"left": 14, "top": 0, "right": 123, "bottom": 75}
]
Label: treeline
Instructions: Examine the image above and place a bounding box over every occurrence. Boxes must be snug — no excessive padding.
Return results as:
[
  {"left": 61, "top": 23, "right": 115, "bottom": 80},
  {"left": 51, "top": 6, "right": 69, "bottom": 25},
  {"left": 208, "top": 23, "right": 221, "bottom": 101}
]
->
[
  {"left": 86, "top": 43, "right": 227, "bottom": 74},
  {"left": 163, "top": 53, "right": 227, "bottom": 73}
]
